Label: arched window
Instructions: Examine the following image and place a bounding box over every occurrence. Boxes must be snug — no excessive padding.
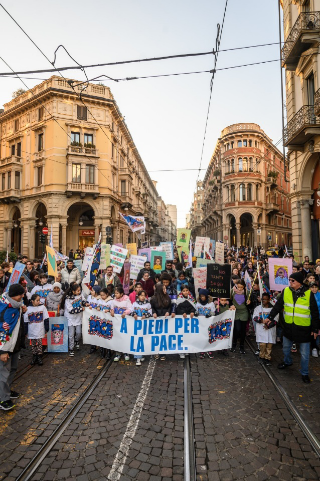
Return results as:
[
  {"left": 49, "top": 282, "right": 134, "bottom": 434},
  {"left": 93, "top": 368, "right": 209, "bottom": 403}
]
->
[
  {"left": 243, "top": 157, "right": 248, "bottom": 172},
  {"left": 231, "top": 185, "right": 235, "bottom": 202},
  {"left": 249, "top": 157, "right": 253, "bottom": 171},
  {"left": 247, "top": 184, "right": 252, "bottom": 201},
  {"left": 238, "top": 140, "right": 242, "bottom": 148},
  {"left": 227, "top": 159, "right": 230, "bottom": 173},
  {"left": 238, "top": 158, "right": 243, "bottom": 172},
  {"left": 249, "top": 140, "right": 252, "bottom": 147},
  {"left": 231, "top": 159, "right": 235, "bottom": 172},
  {"left": 239, "top": 183, "right": 246, "bottom": 201},
  {"left": 231, "top": 141, "right": 234, "bottom": 149}
]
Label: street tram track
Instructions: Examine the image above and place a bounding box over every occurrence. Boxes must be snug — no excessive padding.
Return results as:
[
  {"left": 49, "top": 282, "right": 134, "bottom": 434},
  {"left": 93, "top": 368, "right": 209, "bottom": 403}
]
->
[
  {"left": 15, "top": 356, "right": 114, "bottom": 481},
  {"left": 246, "top": 338, "right": 320, "bottom": 459},
  {"left": 14, "top": 353, "right": 49, "bottom": 382},
  {"left": 184, "top": 356, "right": 196, "bottom": 481}
]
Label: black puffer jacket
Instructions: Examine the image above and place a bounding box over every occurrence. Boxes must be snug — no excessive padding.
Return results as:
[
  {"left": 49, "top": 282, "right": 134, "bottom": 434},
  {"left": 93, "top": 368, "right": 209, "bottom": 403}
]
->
[{"left": 268, "top": 285, "right": 319, "bottom": 343}]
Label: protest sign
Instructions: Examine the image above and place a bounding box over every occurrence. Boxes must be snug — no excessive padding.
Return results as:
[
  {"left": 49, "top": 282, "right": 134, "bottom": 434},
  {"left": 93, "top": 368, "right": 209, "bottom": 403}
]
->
[
  {"left": 151, "top": 250, "right": 166, "bottom": 273},
  {"left": 82, "top": 247, "right": 94, "bottom": 271},
  {"left": 176, "top": 228, "right": 191, "bottom": 254},
  {"left": 215, "top": 241, "right": 225, "bottom": 264},
  {"left": 207, "top": 263, "right": 231, "bottom": 298},
  {"left": 123, "top": 262, "right": 131, "bottom": 295},
  {"left": 5, "top": 262, "right": 25, "bottom": 293},
  {"left": 138, "top": 248, "right": 151, "bottom": 261},
  {"left": 268, "top": 257, "right": 292, "bottom": 291},
  {"left": 194, "top": 237, "right": 210, "bottom": 258},
  {"left": 73, "top": 260, "right": 83, "bottom": 280},
  {"left": 126, "top": 243, "right": 137, "bottom": 257},
  {"left": 196, "top": 258, "right": 212, "bottom": 268},
  {"left": 130, "top": 255, "right": 146, "bottom": 280},
  {"left": 100, "top": 243, "right": 111, "bottom": 270},
  {"left": 46, "top": 245, "right": 58, "bottom": 277},
  {"left": 110, "top": 245, "right": 128, "bottom": 273},
  {"left": 47, "top": 317, "right": 68, "bottom": 353},
  {"left": 193, "top": 267, "right": 207, "bottom": 296},
  {"left": 83, "top": 309, "right": 235, "bottom": 354},
  {"left": 150, "top": 246, "right": 163, "bottom": 251},
  {"left": 160, "top": 242, "right": 174, "bottom": 260},
  {"left": 210, "top": 239, "right": 216, "bottom": 255}
]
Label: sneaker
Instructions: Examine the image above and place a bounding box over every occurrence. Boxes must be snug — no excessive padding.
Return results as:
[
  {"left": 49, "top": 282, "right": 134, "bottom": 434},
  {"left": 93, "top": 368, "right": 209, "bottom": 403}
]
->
[
  {"left": 69, "top": 350, "right": 74, "bottom": 357},
  {"left": 124, "top": 355, "right": 130, "bottom": 361},
  {"left": 0, "top": 400, "right": 15, "bottom": 411},
  {"left": 240, "top": 348, "right": 246, "bottom": 354},
  {"left": 160, "top": 355, "right": 166, "bottom": 361},
  {"left": 89, "top": 346, "right": 97, "bottom": 354},
  {"left": 291, "top": 343, "right": 297, "bottom": 353},
  {"left": 10, "top": 390, "right": 20, "bottom": 399},
  {"left": 276, "top": 337, "right": 281, "bottom": 343},
  {"left": 254, "top": 349, "right": 260, "bottom": 356},
  {"left": 179, "top": 354, "right": 185, "bottom": 359},
  {"left": 264, "top": 359, "right": 271, "bottom": 366},
  {"left": 114, "top": 355, "right": 121, "bottom": 362},
  {"left": 207, "top": 352, "right": 214, "bottom": 359},
  {"left": 136, "top": 359, "right": 141, "bottom": 366},
  {"left": 199, "top": 353, "right": 205, "bottom": 359},
  {"left": 140, "top": 357, "right": 145, "bottom": 362},
  {"left": 75, "top": 342, "right": 80, "bottom": 350},
  {"left": 230, "top": 348, "right": 236, "bottom": 353},
  {"left": 312, "top": 348, "right": 318, "bottom": 358}
]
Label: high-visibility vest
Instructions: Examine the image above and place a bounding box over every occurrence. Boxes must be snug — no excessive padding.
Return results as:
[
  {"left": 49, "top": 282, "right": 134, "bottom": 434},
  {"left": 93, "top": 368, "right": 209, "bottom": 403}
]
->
[{"left": 283, "top": 288, "right": 311, "bottom": 327}]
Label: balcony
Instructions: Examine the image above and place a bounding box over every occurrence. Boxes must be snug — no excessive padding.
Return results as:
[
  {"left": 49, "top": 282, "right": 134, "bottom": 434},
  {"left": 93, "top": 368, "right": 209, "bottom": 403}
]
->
[
  {"left": 266, "top": 202, "right": 279, "bottom": 213},
  {"left": 66, "top": 182, "right": 99, "bottom": 198},
  {"left": 283, "top": 105, "right": 320, "bottom": 146},
  {"left": 314, "top": 88, "right": 320, "bottom": 116},
  {"left": 0, "top": 155, "right": 22, "bottom": 166},
  {"left": 0, "top": 188, "right": 21, "bottom": 204},
  {"left": 67, "top": 145, "right": 99, "bottom": 157},
  {"left": 282, "top": 12, "right": 320, "bottom": 70}
]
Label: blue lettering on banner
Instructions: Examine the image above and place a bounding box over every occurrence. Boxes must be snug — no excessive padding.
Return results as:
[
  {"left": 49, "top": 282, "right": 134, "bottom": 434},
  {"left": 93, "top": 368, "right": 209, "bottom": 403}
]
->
[
  {"left": 134, "top": 319, "right": 142, "bottom": 335},
  {"left": 151, "top": 336, "right": 159, "bottom": 351},
  {"left": 175, "top": 318, "right": 183, "bottom": 333},
  {"left": 120, "top": 318, "right": 127, "bottom": 333}
]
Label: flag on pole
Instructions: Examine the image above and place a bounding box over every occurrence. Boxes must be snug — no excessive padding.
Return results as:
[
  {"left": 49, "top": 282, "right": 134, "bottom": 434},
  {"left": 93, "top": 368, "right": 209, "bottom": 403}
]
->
[
  {"left": 5, "top": 251, "right": 8, "bottom": 262},
  {"left": 119, "top": 213, "right": 145, "bottom": 233},
  {"left": 84, "top": 234, "right": 101, "bottom": 291},
  {"left": 49, "top": 225, "right": 53, "bottom": 248},
  {"left": 187, "top": 240, "right": 193, "bottom": 268}
]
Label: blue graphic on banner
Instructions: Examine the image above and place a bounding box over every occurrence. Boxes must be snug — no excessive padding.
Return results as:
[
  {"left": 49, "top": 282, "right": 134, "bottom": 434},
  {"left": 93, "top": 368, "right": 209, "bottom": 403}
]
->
[{"left": 48, "top": 317, "right": 68, "bottom": 353}]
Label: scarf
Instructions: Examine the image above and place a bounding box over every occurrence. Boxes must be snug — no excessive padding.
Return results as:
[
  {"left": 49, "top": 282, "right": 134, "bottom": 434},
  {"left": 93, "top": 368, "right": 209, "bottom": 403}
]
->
[
  {"left": 198, "top": 296, "right": 209, "bottom": 306},
  {"left": 176, "top": 279, "right": 188, "bottom": 293},
  {"left": 105, "top": 273, "right": 115, "bottom": 285},
  {"left": 176, "top": 292, "right": 196, "bottom": 308},
  {"left": 233, "top": 286, "right": 245, "bottom": 305}
]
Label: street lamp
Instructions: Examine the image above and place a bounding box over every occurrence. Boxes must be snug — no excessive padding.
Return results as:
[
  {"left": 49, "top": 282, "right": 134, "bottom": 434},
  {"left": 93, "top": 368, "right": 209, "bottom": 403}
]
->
[
  {"left": 39, "top": 218, "right": 43, "bottom": 227},
  {"left": 13, "top": 221, "right": 18, "bottom": 228},
  {"left": 79, "top": 216, "right": 84, "bottom": 226}
]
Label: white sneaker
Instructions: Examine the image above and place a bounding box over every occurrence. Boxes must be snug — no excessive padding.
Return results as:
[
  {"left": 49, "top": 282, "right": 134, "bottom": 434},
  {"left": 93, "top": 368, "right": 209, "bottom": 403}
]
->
[
  {"left": 140, "top": 357, "right": 145, "bottom": 362},
  {"left": 136, "top": 359, "right": 141, "bottom": 366},
  {"left": 114, "top": 355, "right": 120, "bottom": 362},
  {"left": 312, "top": 348, "right": 318, "bottom": 358},
  {"left": 124, "top": 355, "right": 130, "bottom": 361},
  {"left": 179, "top": 354, "right": 185, "bottom": 359}
]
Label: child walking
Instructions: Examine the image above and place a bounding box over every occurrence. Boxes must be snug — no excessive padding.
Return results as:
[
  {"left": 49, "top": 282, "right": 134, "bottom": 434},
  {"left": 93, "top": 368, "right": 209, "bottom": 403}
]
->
[
  {"left": 61, "top": 283, "right": 86, "bottom": 357},
  {"left": 253, "top": 293, "right": 278, "bottom": 366},
  {"left": 132, "top": 290, "right": 152, "bottom": 366},
  {"left": 196, "top": 289, "right": 215, "bottom": 360},
  {"left": 110, "top": 287, "right": 132, "bottom": 362},
  {"left": 30, "top": 273, "right": 53, "bottom": 305},
  {"left": 24, "top": 294, "right": 49, "bottom": 366},
  {"left": 46, "top": 282, "right": 63, "bottom": 314},
  {"left": 176, "top": 285, "right": 197, "bottom": 359}
]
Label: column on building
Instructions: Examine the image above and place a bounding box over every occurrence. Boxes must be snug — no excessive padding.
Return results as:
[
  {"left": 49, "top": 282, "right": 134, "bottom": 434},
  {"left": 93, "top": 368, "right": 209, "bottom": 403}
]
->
[
  {"left": 236, "top": 222, "right": 241, "bottom": 247},
  {"left": 253, "top": 223, "right": 258, "bottom": 248},
  {"left": 300, "top": 200, "right": 313, "bottom": 260}
]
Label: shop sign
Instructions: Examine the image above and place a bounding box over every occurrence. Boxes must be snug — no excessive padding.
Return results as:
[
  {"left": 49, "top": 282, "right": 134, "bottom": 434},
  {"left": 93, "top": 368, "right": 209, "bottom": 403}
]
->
[{"left": 81, "top": 230, "right": 95, "bottom": 236}]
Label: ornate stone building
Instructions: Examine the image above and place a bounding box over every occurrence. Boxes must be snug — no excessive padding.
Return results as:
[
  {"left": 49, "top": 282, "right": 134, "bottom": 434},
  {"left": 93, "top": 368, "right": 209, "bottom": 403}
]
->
[
  {"left": 201, "top": 123, "right": 292, "bottom": 248},
  {"left": 189, "top": 181, "right": 204, "bottom": 238},
  {"left": 0, "top": 76, "right": 175, "bottom": 256},
  {"left": 281, "top": 0, "right": 320, "bottom": 260}
]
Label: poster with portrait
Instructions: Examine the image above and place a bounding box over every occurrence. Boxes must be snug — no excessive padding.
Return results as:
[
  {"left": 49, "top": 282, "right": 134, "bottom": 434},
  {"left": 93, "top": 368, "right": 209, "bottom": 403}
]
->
[
  {"left": 268, "top": 258, "right": 292, "bottom": 291},
  {"left": 47, "top": 317, "right": 68, "bottom": 353},
  {"left": 193, "top": 267, "right": 207, "bottom": 297},
  {"left": 123, "top": 261, "right": 131, "bottom": 295},
  {"left": 176, "top": 228, "right": 191, "bottom": 254},
  {"left": 160, "top": 242, "right": 174, "bottom": 260},
  {"left": 126, "top": 243, "right": 137, "bottom": 257},
  {"left": 138, "top": 248, "right": 151, "bottom": 262},
  {"left": 151, "top": 251, "right": 166, "bottom": 273}
]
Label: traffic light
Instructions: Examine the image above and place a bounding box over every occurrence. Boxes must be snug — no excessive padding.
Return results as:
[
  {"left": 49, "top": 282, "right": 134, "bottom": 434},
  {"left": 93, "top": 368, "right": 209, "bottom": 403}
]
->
[
  {"left": 39, "top": 234, "right": 46, "bottom": 244},
  {"left": 106, "top": 236, "right": 112, "bottom": 245}
]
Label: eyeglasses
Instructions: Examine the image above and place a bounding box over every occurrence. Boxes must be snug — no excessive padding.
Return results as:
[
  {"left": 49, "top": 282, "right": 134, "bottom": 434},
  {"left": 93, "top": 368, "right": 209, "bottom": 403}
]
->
[{"left": 289, "top": 279, "right": 296, "bottom": 283}]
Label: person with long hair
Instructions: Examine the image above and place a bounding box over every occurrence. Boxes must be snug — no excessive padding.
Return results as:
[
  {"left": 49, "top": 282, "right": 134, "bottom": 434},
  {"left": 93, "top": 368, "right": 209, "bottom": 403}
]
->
[
  {"left": 150, "top": 283, "right": 173, "bottom": 361},
  {"left": 60, "top": 283, "right": 86, "bottom": 357},
  {"left": 230, "top": 279, "right": 249, "bottom": 354},
  {"left": 110, "top": 286, "right": 132, "bottom": 362}
]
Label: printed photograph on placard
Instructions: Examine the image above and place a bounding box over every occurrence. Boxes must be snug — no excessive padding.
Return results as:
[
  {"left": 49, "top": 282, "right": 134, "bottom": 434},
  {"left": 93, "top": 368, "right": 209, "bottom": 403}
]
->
[
  {"left": 151, "top": 251, "right": 166, "bottom": 272},
  {"left": 176, "top": 228, "right": 191, "bottom": 254},
  {"left": 269, "top": 258, "right": 292, "bottom": 291}
]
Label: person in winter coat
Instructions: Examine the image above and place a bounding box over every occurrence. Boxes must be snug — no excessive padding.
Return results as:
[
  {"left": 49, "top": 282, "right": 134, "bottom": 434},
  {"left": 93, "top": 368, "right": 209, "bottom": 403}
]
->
[
  {"left": 140, "top": 271, "right": 155, "bottom": 298},
  {"left": 60, "top": 260, "right": 81, "bottom": 287},
  {"left": 60, "top": 283, "right": 86, "bottom": 357},
  {"left": 132, "top": 290, "right": 152, "bottom": 366},
  {"left": 174, "top": 271, "right": 195, "bottom": 296},
  {"left": 265, "top": 271, "right": 319, "bottom": 383},
  {"left": 129, "top": 282, "right": 144, "bottom": 304},
  {"left": 150, "top": 283, "right": 173, "bottom": 361},
  {"left": 98, "top": 266, "right": 122, "bottom": 289},
  {"left": 309, "top": 282, "right": 320, "bottom": 357},
  {"left": 46, "top": 282, "right": 63, "bottom": 314},
  {"left": 230, "top": 279, "right": 249, "bottom": 354},
  {"left": 137, "top": 261, "right": 156, "bottom": 282},
  {"left": 0, "top": 284, "right": 27, "bottom": 411},
  {"left": 161, "top": 260, "right": 179, "bottom": 279},
  {"left": 196, "top": 288, "right": 216, "bottom": 360},
  {"left": 253, "top": 293, "right": 278, "bottom": 366},
  {"left": 30, "top": 273, "right": 53, "bottom": 305},
  {"left": 110, "top": 286, "right": 132, "bottom": 362},
  {"left": 0, "top": 269, "right": 9, "bottom": 295},
  {"left": 24, "top": 294, "right": 49, "bottom": 366},
  {"left": 176, "top": 286, "right": 197, "bottom": 359},
  {"left": 160, "top": 273, "right": 177, "bottom": 314}
]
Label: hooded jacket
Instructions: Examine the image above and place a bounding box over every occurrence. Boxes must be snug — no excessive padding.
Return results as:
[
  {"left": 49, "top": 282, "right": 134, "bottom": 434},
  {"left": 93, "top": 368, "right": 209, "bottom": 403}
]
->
[{"left": 60, "top": 266, "right": 81, "bottom": 285}]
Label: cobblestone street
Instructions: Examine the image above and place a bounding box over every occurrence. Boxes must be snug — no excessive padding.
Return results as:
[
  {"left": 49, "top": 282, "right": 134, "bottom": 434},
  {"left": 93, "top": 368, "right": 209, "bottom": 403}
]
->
[{"left": 1, "top": 341, "right": 320, "bottom": 481}]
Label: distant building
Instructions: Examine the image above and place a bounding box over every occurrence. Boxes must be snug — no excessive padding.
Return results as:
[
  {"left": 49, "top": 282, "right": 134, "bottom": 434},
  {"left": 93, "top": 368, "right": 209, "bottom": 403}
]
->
[
  {"left": 189, "top": 181, "right": 204, "bottom": 239},
  {"left": 166, "top": 204, "right": 177, "bottom": 229},
  {"left": 200, "top": 123, "right": 292, "bottom": 248}
]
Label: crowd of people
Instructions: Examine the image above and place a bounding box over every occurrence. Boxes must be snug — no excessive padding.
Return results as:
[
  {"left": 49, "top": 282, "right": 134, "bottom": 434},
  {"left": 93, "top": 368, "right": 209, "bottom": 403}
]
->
[{"left": 0, "top": 245, "right": 319, "bottom": 411}]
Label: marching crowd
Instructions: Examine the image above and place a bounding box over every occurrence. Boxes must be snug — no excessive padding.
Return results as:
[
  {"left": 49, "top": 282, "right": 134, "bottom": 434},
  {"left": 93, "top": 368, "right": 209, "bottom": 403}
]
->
[{"left": 0, "top": 245, "right": 319, "bottom": 412}]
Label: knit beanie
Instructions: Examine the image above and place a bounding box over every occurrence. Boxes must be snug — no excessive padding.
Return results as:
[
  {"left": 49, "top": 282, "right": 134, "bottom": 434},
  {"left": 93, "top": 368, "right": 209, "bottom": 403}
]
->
[
  {"left": 199, "top": 288, "right": 209, "bottom": 297},
  {"left": 288, "top": 271, "right": 304, "bottom": 285},
  {"left": 52, "top": 282, "right": 62, "bottom": 290},
  {"left": 93, "top": 285, "right": 102, "bottom": 293},
  {"left": 8, "top": 284, "right": 25, "bottom": 297}
]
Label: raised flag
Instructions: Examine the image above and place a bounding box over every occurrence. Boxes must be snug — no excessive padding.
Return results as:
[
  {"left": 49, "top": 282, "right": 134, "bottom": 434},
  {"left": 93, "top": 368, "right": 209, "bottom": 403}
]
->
[
  {"left": 120, "top": 213, "right": 145, "bottom": 233},
  {"left": 46, "top": 245, "right": 58, "bottom": 277}
]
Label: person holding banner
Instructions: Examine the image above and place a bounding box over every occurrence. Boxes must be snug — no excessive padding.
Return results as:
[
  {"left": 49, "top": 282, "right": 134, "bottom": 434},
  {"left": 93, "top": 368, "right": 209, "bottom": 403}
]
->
[
  {"left": 230, "top": 279, "right": 249, "bottom": 354},
  {"left": 60, "top": 283, "right": 86, "bottom": 357},
  {"left": 98, "top": 266, "right": 122, "bottom": 289},
  {"left": 132, "top": 290, "right": 152, "bottom": 366},
  {"left": 111, "top": 287, "right": 133, "bottom": 362},
  {"left": 196, "top": 289, "right": 215, "bottom": 360},
  {"left": 176, "top": 286, "right": 197, "bottom": 359},
  {"left": 0, "top": 284, "right": 27, "bottom": 411},
  {"left": 150, "top": 283, "right": 174, "bottom": 361}
]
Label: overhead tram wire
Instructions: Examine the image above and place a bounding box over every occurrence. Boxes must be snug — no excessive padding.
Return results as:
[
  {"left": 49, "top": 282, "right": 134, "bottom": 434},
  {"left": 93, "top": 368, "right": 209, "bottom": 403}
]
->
[{"left": 196, "top": 0, "right": 229, "bottom": 186}]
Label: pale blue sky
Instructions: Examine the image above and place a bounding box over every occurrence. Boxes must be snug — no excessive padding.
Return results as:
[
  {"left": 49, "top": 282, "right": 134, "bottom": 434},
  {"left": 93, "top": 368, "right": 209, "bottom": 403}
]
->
[{"left": 0, "top": 0, "right": 283, "bottom": 227}]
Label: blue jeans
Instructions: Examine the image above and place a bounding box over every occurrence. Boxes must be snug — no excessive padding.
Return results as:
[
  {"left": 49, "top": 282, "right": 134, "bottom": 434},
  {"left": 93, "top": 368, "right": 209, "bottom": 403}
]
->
[{"left": 283, "top": 336, "right": 310, "bottom": 376}]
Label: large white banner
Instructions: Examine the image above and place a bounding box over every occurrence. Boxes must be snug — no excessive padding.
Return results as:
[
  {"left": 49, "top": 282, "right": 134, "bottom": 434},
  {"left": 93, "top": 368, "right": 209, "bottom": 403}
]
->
[
  {"left": 215, "top": 241, "right": 225, "bottom": 265},
  {"left": 82, "top": 309, "right": 235, "bottom": 355},
  {"left": 110, "top": 245, "right": 128, "bottom": 273},
  {"left": 129, "top": 255, "right": 146, "bottom": 280},
  {"left": 194, "top": 237, "right": 210, "bottom": 258}
]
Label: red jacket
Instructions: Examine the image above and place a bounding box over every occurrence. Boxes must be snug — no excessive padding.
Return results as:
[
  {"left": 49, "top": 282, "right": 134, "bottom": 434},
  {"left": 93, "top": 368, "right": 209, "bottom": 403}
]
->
[{"left": 140, "top": 278, "right": 155, "bottom": 298}]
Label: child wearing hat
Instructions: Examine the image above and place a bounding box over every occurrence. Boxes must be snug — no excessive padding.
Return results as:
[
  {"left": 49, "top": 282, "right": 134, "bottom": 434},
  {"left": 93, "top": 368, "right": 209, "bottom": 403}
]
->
[
  {"left": 46, "top": 282, "right": 64, "bottom": 314},
  {"left": 196, "top": 289, "right": 216, "bottom": 360}
]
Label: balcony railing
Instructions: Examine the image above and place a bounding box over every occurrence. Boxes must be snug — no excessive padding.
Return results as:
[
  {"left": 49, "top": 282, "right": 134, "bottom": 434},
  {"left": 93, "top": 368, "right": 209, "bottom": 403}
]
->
[
  {"left": 0, "top": 188, "right": 21, "bottom": 203},
  {"left": 66, "top": 183, "right": 99, "bottom": 197},
  {"left": 314, "top": 88, "right": 320, "bottom": 116},
  {"left": 67, "top": 146, "right": 98, "bottom": 156},
  {"left": 0, "top": 155, "right": 22, "bottom": 166},
  {"left": 283, "top": 105, "right": 320, "bottom": 146},
  {"left": 266, "top": 202, "right": 279, "bottom": 212},
  {"left": 282, "top": 12, "right": 320, "bottom": 69}
]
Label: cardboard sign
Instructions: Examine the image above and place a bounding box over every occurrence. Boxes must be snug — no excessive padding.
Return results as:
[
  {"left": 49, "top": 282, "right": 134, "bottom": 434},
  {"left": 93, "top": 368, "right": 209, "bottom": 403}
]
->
[
  {"left": 123, "top": 261, "right": 131, "bottom": 295},
  {"left": 110, "top": 245, "right": 128, "bottom": 273},
  {"left": 194, "top": 237, "right": 210, "bottom": 258},
  {"left": 47, "top": 317, "right": 68, "bottom": 353},
  {"left": 130, "top": 255, "right": 147, "bottom": 280},
  {"left": 82, "top": 247, "right": 94, "bottom": 271},
  {"left": 215, "top": 241, "right": 225, "bottom": 265},
  {"left": 126, "top": 243, "right": 137, "bottom": 257},
  {"left": 193, "top": 267, "right": 207, "bottom": 297},
  {"left": 160, "top": 242, "right": 174, "bottom": 260},
  {"left": 138, "top": 248, "right": 151, "bottom": 262},
  {"left": 207, "top": 263, "right": 231, "bottom": 298},
  {"left": 100, "top": 243, "right": 111, "bottom": 270}
]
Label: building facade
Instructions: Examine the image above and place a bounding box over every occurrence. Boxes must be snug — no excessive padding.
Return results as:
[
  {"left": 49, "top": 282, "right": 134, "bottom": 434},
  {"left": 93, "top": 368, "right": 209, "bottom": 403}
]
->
[
  {"left": 201, "top": 123, "right": 292, "bottom": 248},
  {"left": 189, "top": 181, "right": 204, "bottom": 238},
  {"left": 0, "top": 76, "right": 174, "bottom": 256},
  {"left": 282, "top": 0, "right": 320, "bottom": 261}
]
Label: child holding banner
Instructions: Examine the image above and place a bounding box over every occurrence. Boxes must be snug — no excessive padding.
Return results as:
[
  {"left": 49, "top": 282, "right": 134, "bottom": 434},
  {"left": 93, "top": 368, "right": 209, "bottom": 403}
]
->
[
  {"left": 132, "top": 290, "right": 152, "bottom": 366},
  {"left": 196, "top": 289, "right": 215, "bottom": 360},
  {"left": 230, "top": 279, "right": 249, "bottom": 354},
  {"left": 24, "top": 294, "right": 49, "bottom": 366},
  {"left": 61, "top": 283, "right": 86, "bottom": 357},
  {"left": 111, "top": 287, "right": 132, "bottom": 362},
  {"left": 176, "top": 286, "right": 197, "bottom": 359}
]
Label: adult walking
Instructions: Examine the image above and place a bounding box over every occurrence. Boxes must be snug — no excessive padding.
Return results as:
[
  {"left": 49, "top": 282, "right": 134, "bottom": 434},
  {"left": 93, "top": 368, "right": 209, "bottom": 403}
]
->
[
  {"left": 98, "top": 266, "right": 122, "bottom": 289},
  {"left": 265, "top": 271, "right": 319, "bottom": 383},
  {"left": 60, "top": 259, "right": 81, "bottom": 286},
  {"left": 0, "top": 284, "right": 27, "bottom": 411}
]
